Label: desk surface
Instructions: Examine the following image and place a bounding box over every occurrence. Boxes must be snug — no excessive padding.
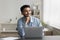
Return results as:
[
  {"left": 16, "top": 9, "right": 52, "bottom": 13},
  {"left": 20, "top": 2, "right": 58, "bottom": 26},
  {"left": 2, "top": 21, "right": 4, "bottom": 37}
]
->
[
  {"left": 43, "top": 36, "right": 60, "bottom": 40},
  {"left": 0, "top": 36, "right": 60, "bottom": 40}
]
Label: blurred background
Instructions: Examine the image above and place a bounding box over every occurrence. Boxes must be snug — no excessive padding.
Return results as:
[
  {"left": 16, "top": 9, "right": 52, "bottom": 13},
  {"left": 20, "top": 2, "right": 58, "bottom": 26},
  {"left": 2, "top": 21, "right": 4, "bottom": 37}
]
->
[{"left": 0, "top": 0, "right": 60, "bottom": 38}]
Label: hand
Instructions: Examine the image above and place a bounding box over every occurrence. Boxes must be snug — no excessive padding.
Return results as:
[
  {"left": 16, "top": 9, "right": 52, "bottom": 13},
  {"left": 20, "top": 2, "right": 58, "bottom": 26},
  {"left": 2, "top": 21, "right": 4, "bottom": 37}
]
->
[{"left": 25, "top": 17, "right": 30, "bottom": 24}]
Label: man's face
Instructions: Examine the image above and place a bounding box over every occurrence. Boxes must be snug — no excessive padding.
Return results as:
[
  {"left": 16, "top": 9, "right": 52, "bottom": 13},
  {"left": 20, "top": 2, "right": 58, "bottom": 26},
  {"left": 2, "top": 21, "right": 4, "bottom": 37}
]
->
[{"left": 22, "top": 7, "right": 32, "bottom": 17}]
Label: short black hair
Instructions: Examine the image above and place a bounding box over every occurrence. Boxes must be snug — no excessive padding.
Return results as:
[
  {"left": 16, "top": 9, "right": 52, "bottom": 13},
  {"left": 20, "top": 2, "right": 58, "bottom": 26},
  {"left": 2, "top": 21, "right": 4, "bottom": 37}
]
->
[{"left": 20, "top": 5, "right": 30, "bottom": 12}]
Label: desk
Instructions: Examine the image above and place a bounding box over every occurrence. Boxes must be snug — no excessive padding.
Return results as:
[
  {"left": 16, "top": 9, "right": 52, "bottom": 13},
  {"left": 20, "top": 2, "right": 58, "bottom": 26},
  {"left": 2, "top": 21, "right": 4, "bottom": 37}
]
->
[
  {"left": 43, "top": 36, "right": 60, "bottom": 40},
  {"left": 0, "top": 36, "right": 60, "bottom": 40}
]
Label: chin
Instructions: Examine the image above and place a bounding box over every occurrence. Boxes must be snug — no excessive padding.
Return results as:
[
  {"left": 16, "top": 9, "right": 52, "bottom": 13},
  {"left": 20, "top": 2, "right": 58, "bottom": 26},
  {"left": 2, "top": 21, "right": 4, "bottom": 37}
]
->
[
  {"left": 25, "top": 15, "right": 30, "bottom": 17},
  {"left": 24, "top": 14, "right": 31, "bottom": 17}
]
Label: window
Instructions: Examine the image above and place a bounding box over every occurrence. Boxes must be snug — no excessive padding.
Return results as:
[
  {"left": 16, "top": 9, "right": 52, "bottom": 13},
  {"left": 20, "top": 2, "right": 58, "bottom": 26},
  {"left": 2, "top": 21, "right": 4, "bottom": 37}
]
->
[{"left": 43, "top": 0, "right": 60, "bottom": 28}]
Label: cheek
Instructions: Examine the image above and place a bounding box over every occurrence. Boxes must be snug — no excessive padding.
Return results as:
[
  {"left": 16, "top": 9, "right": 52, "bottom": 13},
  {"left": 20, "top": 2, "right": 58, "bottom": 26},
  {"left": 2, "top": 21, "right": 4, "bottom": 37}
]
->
[
  {"left": 29, "top": 11, "right": 32, "bottom": 14},
  {"left": 23, "top": 12, "right": 27, "bottom": 14},
  {"left": 25, "top": 12, "right": 28, "bottom": 14}
]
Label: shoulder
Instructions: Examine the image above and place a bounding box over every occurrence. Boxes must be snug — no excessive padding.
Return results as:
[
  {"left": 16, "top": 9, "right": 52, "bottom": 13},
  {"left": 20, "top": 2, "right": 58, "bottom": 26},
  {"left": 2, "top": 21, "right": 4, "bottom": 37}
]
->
[
  {"left": 17, "top": 17, "right": 24, "bottom": 23},
  {"left": 32, "top": 16, "right": 40, "bottom": 21}
]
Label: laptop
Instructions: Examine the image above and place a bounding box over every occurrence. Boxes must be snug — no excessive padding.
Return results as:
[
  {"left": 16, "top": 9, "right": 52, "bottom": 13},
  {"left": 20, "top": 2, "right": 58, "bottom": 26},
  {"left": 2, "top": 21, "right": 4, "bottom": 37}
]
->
[{"left": 24, "top": 27, "right": 43, "bottom": 39}]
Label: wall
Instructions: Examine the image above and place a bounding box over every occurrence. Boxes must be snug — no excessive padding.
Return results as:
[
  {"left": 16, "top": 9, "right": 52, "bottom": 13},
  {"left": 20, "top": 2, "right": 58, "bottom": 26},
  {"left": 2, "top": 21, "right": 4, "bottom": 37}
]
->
[{"left": 0, "top": 0, "right": 19, "bottom": 23}]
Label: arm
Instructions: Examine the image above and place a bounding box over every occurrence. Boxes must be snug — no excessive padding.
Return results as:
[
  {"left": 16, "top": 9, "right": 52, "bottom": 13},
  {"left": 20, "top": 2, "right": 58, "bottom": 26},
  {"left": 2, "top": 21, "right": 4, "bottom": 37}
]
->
[
  {"left": 17, "top": 19, "right": 25, "bottom": 37},
  {"left": 37, "top": 19, "right": 42, "bottom": 27}
]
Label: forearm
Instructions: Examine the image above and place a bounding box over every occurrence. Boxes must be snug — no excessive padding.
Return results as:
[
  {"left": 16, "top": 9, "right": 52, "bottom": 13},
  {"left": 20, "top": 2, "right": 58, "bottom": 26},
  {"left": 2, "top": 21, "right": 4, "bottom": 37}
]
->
[{"left": 17, "top": 26, "right": 25, "bottom": 37}]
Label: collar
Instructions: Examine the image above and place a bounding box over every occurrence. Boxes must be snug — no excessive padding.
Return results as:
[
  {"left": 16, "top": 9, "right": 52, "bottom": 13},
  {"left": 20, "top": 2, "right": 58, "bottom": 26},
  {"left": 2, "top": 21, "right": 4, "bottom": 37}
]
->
[{"left": 30, "top": 16, "right": 33, "bottom": 22}]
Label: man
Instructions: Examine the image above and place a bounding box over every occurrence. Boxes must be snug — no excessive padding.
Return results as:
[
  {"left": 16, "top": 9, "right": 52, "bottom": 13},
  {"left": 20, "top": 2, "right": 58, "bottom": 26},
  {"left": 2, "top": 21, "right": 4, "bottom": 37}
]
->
[{"left": 17, "top": 5, "right": 42, "bottom": 38}]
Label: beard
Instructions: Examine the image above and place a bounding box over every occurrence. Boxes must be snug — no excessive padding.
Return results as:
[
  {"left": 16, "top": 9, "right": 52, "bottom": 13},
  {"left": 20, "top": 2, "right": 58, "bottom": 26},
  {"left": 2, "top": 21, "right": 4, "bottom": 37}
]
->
[
  {"left": 22, "top": 12, "right": 32, "bottom": 17},
  {"left": 24, "top": 14, "right": 31, "bottom": 17}
]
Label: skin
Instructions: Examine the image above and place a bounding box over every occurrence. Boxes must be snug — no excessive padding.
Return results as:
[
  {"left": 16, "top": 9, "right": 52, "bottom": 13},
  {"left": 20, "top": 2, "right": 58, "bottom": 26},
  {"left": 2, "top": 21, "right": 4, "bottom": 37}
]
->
[{"left": 21, "top": 7, "right": 32, "bottom": 24}]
